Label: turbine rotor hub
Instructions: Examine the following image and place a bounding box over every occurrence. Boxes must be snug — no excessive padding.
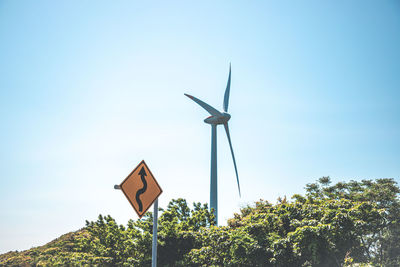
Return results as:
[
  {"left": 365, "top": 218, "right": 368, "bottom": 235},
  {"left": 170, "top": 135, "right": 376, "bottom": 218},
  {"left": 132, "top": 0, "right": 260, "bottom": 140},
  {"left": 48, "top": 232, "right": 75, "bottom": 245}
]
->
[{"left": 204, "top": 112, "right": 231, "bottom": 125}]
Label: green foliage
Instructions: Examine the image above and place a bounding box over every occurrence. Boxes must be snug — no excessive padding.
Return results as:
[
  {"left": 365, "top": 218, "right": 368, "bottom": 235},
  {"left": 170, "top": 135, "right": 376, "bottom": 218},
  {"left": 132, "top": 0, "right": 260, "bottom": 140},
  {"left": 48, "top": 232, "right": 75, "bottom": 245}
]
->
[
  {"left": 0, "top": 230, "right": 112, "bottom": 267},
  {"left": 304, "top": 177, "right": 400, "bottom": 266},
  {"left": 1, "top": 178, "right": 399, "bottom": 266}
]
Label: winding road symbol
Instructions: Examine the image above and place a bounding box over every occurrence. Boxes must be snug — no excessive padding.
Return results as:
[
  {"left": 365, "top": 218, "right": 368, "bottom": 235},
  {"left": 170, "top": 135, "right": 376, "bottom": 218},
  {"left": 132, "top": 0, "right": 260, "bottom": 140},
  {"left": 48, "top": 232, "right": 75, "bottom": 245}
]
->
[
  {"left": 136, "top": 167, "right": 148, "bottom": 212},
  {"left": 118, "top": 160, "right": 162, "bottom": 218}
]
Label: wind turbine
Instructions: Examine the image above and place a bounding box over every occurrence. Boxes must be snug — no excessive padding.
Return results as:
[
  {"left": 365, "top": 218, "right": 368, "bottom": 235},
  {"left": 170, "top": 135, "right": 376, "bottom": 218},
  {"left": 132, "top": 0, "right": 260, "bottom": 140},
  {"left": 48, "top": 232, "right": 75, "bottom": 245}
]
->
[{"left": 184, "top": 64, "right": 240, "bottom": 225}]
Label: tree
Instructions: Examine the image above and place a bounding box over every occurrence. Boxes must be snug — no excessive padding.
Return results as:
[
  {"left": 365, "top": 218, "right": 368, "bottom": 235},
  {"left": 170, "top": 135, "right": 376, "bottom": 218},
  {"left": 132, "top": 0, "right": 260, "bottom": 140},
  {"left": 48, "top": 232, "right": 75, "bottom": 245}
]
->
[
  {"left": 2, "top": 178, "right": 399, "bottom": 266},
  {"left": 304, "top": 177, "right": 400, "bottom": 266}
]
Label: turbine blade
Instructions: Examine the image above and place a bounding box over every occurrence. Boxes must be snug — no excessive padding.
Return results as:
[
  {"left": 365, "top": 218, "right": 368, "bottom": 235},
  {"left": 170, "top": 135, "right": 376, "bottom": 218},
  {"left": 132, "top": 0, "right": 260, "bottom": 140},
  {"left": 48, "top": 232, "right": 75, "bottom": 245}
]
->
[
  {"left": 224, "top": 123, "right": 241, "bottom": 197},
  {"left": 223, "top": 64, "right": 231, "bottom": 112},
  {"left": 184, "top": 93, "right": 222, "bottom": 116}
]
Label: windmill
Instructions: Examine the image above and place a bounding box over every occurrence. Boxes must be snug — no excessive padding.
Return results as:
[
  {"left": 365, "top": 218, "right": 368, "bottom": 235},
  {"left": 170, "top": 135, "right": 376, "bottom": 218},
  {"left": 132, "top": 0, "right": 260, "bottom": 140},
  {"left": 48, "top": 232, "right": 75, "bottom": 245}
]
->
[{"left": 184, "top": 64, "right": 240, "bottom": 225}]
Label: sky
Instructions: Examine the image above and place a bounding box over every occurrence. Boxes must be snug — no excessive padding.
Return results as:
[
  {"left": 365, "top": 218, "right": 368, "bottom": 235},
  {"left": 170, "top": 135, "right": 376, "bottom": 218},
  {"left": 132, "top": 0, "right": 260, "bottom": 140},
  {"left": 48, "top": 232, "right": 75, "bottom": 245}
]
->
[{"left": 1, "top": 0, "right": 399, "bottom": 253}]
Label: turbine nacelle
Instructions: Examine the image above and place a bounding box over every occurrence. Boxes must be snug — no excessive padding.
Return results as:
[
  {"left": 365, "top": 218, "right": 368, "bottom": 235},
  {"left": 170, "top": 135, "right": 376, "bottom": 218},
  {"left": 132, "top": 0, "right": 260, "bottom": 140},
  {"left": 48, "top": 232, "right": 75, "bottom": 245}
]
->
[{"left": 204, "top": 112, "right": 231, "bottom": 125}]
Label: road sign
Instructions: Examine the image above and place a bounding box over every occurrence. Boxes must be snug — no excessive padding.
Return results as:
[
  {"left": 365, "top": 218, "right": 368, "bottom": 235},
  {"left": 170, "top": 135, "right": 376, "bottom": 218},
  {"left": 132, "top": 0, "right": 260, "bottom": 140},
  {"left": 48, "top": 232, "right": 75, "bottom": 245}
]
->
[{"left": 119, "top": 160, "right": 162, "bottom": 218}]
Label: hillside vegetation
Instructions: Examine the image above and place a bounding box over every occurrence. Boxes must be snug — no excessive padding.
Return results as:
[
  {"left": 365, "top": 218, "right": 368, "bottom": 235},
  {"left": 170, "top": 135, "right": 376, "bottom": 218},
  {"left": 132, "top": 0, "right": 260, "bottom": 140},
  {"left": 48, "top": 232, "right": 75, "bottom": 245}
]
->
[{"left": 1, "top": 177, "right": 399, "bottom": 266}]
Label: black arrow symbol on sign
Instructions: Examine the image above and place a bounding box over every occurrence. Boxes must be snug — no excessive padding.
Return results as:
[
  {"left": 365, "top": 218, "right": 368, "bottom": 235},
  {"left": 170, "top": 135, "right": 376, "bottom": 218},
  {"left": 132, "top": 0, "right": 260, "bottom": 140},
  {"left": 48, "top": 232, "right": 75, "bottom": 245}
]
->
[{"left": 136, "top": 167, "right": 148, "bottom": 212}]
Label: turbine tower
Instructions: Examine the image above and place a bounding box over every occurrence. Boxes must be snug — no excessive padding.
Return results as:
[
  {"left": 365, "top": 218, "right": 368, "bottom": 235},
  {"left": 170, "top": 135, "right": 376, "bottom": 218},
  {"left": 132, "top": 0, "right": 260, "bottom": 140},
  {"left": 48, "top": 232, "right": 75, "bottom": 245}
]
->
[{"left": 185, "top": 64, "right": 240, "bottom": 225}]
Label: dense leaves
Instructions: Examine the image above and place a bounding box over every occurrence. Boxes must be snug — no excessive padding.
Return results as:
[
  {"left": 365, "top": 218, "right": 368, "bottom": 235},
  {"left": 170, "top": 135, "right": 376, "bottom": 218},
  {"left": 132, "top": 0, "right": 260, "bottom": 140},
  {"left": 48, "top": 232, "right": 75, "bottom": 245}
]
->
[{"left": 1, "top": 178, "right": 399, "bottom": 266}]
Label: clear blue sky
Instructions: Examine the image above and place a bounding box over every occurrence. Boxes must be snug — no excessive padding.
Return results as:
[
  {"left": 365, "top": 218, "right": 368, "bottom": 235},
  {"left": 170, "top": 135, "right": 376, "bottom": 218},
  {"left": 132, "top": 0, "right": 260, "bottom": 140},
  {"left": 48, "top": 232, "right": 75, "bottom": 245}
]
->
[{"left": 1, "top": 0, "right": 399, "bottom": 253}]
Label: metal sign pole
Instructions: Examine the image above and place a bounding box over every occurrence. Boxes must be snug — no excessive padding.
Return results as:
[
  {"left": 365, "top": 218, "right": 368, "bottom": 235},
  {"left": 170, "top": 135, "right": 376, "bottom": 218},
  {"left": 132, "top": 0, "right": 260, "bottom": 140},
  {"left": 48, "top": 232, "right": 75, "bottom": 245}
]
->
[
  {"left": 116, "top": 160, "right": 162, "bottom": 267},
  {"left": 152, "top": 198, "right": 158, "bottom": 267}
]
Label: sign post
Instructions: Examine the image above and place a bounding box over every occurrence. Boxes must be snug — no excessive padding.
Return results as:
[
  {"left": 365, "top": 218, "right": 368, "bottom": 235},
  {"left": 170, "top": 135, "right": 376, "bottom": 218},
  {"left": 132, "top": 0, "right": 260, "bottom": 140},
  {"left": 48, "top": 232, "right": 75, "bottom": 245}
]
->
[
  {"left": 152, "top": 198, "right": 158, "bottom": 267},
  {"left": 115, "top": 160, "right": 162, "bottom": 267}
]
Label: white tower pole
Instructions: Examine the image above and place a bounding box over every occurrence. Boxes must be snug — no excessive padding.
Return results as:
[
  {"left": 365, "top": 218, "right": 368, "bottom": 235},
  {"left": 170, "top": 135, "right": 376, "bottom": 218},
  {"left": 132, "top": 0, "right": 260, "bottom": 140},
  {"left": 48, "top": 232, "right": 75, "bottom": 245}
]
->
[{"left": 210, "top": 124, "right": 218, "bottom": 225}]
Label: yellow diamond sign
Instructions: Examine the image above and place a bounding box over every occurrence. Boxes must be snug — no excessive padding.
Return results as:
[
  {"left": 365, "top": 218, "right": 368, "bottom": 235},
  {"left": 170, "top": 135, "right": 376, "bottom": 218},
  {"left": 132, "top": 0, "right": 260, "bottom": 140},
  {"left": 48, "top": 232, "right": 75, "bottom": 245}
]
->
[{"left": 119, "top": 160, "right": 162, "bottom": 218}]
